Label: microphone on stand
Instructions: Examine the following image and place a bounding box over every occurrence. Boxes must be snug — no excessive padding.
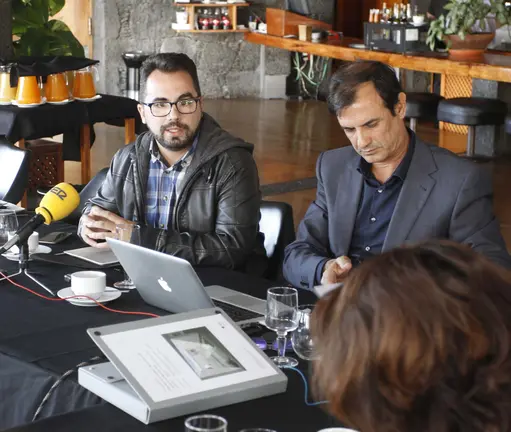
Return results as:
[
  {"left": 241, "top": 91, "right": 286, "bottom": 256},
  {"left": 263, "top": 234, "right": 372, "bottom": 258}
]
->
[{"left": 0, "top": 183, "right": 80, "bottom": 254}]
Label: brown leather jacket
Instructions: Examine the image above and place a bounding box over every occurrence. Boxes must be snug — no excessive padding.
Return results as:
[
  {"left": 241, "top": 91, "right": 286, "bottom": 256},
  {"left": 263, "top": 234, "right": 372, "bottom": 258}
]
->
[{"left": 84, "top": 113, "right": 267, "bottom": 273}]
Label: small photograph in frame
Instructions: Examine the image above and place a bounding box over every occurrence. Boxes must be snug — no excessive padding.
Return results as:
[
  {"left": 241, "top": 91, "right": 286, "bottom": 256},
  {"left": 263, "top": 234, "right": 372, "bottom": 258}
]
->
[{"left": 163, "top": 327, "right": 245, "bottom": 380}]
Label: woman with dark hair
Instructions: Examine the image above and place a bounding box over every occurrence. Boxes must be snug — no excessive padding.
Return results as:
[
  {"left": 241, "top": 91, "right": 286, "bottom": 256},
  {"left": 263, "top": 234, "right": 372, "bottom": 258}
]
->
[{"left": 312, "top": 240, "right": 511, "bottom": 432}]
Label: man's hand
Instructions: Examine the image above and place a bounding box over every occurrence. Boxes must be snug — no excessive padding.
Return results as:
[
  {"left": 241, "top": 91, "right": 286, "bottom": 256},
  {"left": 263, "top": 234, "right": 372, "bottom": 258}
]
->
[
  {"left": 80, "top": 206, "right": 134, "bottom": 249},
  {"left": 321, "top": 256, "right": 352, "bottom": 285}
]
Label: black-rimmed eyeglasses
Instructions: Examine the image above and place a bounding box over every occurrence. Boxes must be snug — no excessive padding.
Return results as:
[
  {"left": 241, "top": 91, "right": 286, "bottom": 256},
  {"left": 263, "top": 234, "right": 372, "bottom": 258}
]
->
[{"left": 142, "top": 97, "right": 200, "bottom": 117}]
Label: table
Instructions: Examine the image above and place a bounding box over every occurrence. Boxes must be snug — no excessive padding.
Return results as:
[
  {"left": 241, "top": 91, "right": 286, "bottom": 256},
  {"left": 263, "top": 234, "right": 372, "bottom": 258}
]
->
[
  {"left": 0, "top": 220, "right": 336, "bottom": 431},
  {"left": 0, "top": 94, "right": 141, "bottom": 184}
]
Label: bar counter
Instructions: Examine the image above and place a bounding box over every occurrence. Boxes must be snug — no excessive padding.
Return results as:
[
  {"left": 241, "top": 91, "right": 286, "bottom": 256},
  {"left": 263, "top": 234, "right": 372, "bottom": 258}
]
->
[{"left": 245, "top": 32, "right": 511, "bottom": 83}]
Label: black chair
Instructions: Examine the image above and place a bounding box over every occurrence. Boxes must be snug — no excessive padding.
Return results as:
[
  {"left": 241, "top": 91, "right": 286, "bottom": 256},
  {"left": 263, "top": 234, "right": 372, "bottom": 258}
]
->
[
  {"left": 437, "top": 97, "right": 508, "bottom": 160},
  {"left": 0, "top": 137, "right": 31, "bottom": 204},
  {"left": 259, "top": 201, "right": 295, "bottom": 281},
  {"left": 405, "top": 92, "right": 444, "bottom": 132},
  {"left": 64, "top": 167, "right": 109, "bottom": 225}
]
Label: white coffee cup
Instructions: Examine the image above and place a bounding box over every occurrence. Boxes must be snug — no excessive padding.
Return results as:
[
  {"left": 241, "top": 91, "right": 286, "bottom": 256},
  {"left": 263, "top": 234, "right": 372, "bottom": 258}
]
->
[
  {"left": 28, "top": 232, "right": 39, "bottom": 253},
  {"left": 70, "top": 271, "right": 106, "bottom": 300},
  {"left": 6, "top": 231, "right": 39, "bottom": 254},
  {"left": 412, "top": 15, "right": 425, "bottom": 26}
]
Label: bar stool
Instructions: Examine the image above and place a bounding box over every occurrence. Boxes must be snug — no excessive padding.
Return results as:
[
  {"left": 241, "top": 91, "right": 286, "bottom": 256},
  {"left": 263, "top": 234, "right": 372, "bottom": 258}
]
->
[
  {"left": 405, "top": 92, "right": 444, "bottom": 132},
  {"left": 437, "top": 97, "right": 507, "bottom": 160}
]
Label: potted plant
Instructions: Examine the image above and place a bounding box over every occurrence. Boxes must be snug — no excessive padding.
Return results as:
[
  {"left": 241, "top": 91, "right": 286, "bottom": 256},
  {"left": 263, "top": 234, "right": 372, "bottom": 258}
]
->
[
  {"left": 12, "top": 0, "right": 84, "bottom": 58},
  {"left": 427, "top": 0, "right": 511, "bottom": 57}
]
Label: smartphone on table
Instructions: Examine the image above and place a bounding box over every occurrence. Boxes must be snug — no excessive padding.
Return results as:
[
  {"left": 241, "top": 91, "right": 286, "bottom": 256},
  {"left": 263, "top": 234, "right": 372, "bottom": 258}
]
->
[{"left": 39, "top": 231, "right": 73, "bottom": 245}]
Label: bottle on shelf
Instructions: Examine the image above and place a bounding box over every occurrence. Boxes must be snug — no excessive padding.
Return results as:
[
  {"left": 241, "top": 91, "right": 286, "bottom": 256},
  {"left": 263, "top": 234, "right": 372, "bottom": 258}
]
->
[
  {"left": 212, "top": 8, "right": 221, "bottom": 30},
  {"left": 400, "top": 3, "right": 408, "bottom": 24},
  {"left": 388, "top": 4, "right": 394, "bottom": 24},
  {"left": 200, "top": 9, "right": 211, "bottom": 30},
  {"left": 221, "top": 8, "right": 231, "bottom": 30},
  {"left": 392, "top": 3, "right": 400, "bottom": 24},
  {"left": 380, "top": 2, "right": 387, "bottom": 23},
  {"left": 406, "top": 3, "right": 413, "bottom": 23}
]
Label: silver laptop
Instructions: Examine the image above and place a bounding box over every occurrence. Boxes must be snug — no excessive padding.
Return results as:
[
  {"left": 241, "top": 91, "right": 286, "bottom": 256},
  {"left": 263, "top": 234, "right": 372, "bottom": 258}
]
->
[{"left": 106, "top": 238, "right": 266, "bottom": 325}]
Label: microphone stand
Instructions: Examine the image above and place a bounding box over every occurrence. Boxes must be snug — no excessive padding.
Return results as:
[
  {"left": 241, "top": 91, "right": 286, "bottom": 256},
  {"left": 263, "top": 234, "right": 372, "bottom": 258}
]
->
[{"left": 0, "top": 239, "right": 55, "bottom": 296}]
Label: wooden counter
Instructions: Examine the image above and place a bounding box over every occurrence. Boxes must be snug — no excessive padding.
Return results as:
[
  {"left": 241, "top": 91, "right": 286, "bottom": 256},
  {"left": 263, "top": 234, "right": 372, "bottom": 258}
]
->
[
  {"left": 245, "top": 32, "right": 511, "bottom": 83},
  {"left": 245, "top": 32, "right": 511, "bottom": 135}
]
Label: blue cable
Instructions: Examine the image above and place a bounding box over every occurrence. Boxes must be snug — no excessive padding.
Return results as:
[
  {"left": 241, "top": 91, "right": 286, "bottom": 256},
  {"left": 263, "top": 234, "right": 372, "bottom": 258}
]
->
[{"left": 283, "top": 366, "right": 328, "bottom": 406}]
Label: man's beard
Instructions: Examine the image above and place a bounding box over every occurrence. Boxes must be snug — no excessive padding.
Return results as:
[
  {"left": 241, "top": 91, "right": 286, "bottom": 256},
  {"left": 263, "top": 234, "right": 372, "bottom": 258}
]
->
[{"left": 154, "top": 120, "right": 196, "bottom": 151}]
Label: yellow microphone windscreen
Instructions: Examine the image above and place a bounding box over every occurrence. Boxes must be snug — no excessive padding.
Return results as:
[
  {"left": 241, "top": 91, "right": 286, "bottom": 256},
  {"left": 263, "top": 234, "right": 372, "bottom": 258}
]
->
[{"left": 36, "top": 183, "right": 80, "bottom": 224}]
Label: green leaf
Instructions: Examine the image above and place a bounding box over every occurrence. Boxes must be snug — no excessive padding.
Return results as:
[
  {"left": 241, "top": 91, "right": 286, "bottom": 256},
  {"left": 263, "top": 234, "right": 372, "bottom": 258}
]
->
[
  {"left": 12, "top": 0, "right": 50, "bottom": 32},
  {"left": 48, "top": 0, "right": 64, "bottom": 16},
  {"left": 47, "top": 18, "right": 71, "bottom": 32},
  {"left": 12, "top": 0, "right": 85, "bottom": 59}
]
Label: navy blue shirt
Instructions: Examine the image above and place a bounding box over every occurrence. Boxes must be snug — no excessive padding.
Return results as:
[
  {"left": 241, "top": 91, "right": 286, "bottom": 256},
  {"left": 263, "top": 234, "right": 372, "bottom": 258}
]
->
[{"left": 347, "top": 133, "right": 415, "bottom": 265}]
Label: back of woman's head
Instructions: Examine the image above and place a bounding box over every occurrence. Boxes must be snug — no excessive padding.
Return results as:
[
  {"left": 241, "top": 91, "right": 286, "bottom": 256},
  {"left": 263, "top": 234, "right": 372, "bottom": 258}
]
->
[{"left": 312, "top": 241, "right": 511, "bottom": 432}]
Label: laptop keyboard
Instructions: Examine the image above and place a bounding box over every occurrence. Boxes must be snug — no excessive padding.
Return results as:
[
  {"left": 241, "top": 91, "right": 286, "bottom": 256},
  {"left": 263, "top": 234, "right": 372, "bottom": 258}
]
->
[{"left": 212, "top": 299, "right": 264, "bottom": 322}]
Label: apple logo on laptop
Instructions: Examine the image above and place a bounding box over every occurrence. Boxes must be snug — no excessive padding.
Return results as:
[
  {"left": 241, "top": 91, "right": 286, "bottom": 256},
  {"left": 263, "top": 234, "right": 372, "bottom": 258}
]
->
[{"left": 157, "top": 277, "right": 172, "bottom": 293}]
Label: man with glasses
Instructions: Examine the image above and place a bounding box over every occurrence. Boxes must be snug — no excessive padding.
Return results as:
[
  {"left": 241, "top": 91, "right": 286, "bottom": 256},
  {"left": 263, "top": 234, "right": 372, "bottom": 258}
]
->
[{"left": 79, "top": 53, "right": 266, "bottom": 273}]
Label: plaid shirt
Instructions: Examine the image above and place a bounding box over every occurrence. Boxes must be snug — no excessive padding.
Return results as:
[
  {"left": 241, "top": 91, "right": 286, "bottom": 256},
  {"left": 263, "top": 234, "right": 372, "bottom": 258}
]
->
[{"left": 145, "top": 136, "right": 198, "bottom": 230}]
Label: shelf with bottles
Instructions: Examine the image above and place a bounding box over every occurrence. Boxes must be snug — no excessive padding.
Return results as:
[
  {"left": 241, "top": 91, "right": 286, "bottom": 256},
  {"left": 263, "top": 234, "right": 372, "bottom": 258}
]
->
[
  {"left": 368, "top": 1, "right": 424, "bottom": 26},
  {"left": 172, "top": 2, "right": 250, "bottom": 33}
]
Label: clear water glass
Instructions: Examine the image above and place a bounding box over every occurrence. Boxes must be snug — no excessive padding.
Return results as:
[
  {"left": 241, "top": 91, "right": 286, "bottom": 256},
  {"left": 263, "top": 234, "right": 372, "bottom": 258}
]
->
[
  {"left": 0, "top": 209, "right": 18, "bottom": 248},
  {"left": 265, "top": 287, "right": 299, "bottom": 368},
  {"left": 113, "top": 224, "right": 140, "bottom": 289},
  {"left": 184, "top": 414, "right": 228, "bottom": 432},
  {"left": 291, "top": 304, "right": 317, "bottom": 361}
]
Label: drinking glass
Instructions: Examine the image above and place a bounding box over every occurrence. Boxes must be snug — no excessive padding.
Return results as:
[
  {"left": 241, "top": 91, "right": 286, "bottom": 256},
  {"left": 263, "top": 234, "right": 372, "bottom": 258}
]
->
[
  {"left": 291, "top": 304, "right": 317, "bottom": 361},
  {"left": 73, "top": 66, "right": 98, "bottom": 99},
  {"left": 184, "top": 414, "right": 228, "bottom": 432},
  {"left": 0, "top": 64, "right": 17, "bottom": 103},
  {"left": 15, "top": 76, "right": 42, "bottom": 105},
  {"left": 46, "top": 73, "right": 69, "bottom": 102},
  {"left": 265, "top": 287, "right": 299, "bottom": 368},
  {"left": 0, "top": 209, "right": 19, "bottom": 248},
  {"left": 113, "top": 224, "right": 140, "bottom": 289}
]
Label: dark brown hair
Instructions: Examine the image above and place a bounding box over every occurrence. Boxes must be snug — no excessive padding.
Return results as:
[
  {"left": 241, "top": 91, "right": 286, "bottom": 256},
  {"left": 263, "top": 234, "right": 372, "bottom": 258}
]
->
[
  {"left": 140, "top": 53, "right": 201, "bottom": 100},
  {"left": 327, "top": 60, "right": 402, "bottom": 116},
  {"left": 312, "top": 240, "right": 511, "bottom": 432}
]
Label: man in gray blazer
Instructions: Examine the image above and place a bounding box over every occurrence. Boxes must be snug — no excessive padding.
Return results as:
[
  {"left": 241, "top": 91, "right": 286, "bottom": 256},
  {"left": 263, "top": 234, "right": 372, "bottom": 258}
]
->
[{"left": 283, "top": 60, "right": 511, "bottom": 290}]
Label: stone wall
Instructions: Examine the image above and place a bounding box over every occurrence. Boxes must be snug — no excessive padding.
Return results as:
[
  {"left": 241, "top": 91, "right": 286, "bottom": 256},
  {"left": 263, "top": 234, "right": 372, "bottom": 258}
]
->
[{"left": 93, "top": 0, "right": 335, "bottom": 99}]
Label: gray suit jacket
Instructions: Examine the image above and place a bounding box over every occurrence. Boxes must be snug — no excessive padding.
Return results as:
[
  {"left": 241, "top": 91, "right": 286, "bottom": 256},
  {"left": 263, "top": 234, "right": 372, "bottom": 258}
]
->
[{"left": 283, "top": 139, "right": 511, "bottom": 290}]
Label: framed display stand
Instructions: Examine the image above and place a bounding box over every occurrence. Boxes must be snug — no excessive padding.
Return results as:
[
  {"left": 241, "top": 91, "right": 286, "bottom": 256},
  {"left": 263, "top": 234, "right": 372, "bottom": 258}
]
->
[{"left": 78, "top": 308, "right": 287, "bottom": 424}]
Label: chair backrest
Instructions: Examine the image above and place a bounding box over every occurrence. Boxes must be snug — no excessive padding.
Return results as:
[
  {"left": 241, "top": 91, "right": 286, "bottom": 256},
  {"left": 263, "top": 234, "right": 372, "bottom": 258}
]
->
[
  {"left": 0, "top": 137, "right": 31, "bottom": 204},
  {"left": 65, "top": 167, "right": 109, "bottom": 225},
  {"left": 259, "top": 200, "right": 296, "bottom": 281}
]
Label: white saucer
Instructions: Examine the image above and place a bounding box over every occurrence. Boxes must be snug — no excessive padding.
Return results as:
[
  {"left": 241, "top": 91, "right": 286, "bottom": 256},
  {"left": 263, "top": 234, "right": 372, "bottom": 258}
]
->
[
  {"left": 0, "top": 100, "right": 12, "bottom": 105},
  {"left": 2, "top": 244, "right": 52, "bottom": 261},
  {"left": 74, "top": 94, "right": 102, "bottom": 102},
  {"left": 57, "top": 287, "right": 122, "bottom": 307},
  {"left": 47, "top": 98, "right": 72, "bottom": 105},
  {"left": 12, "top": 98, "right": 47, "bottom": 108}
]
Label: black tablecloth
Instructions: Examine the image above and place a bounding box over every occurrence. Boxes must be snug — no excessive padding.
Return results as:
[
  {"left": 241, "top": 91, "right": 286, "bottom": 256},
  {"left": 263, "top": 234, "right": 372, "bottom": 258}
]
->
[
  {"left": 0, "top": 94, "right": 145, "bottom": 161},
  {"left": 0, "top": 220, "right": 337, "bottom": 431}
]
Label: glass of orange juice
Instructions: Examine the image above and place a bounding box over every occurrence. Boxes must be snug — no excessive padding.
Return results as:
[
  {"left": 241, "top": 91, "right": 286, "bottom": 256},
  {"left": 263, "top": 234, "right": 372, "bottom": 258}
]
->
[
  {"left": 46, "top": 73, "right": 69, "bottom": 103},
  {"left": 73, "top": 66, "right": 98, "bottom": 99},
  {"left": 0, "top": 65, "right": 17, "bottom": 104},
  {"left": 15, "top": 76, "right": 42, "bottom": 105}
]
